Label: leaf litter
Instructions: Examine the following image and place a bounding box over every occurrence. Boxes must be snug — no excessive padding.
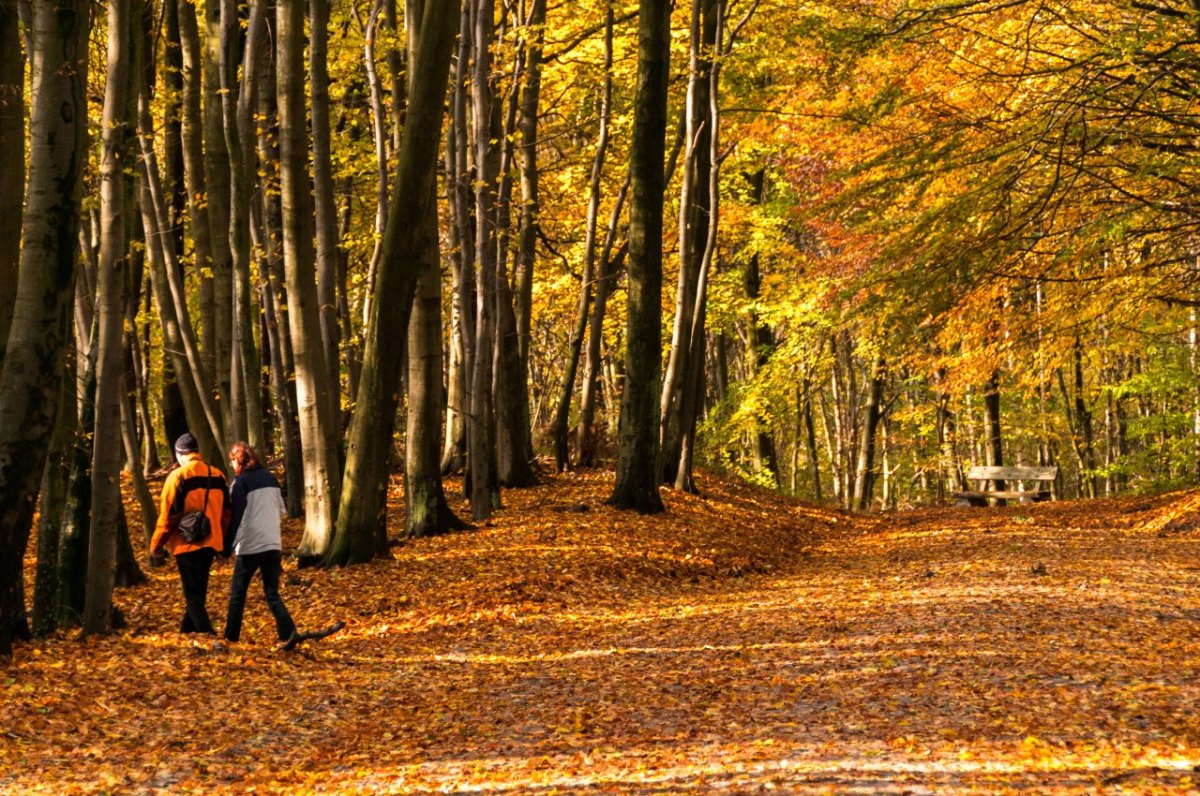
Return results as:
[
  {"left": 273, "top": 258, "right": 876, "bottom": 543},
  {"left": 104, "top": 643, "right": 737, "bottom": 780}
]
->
[{"left": 3, "top": 470, "right": 1200, "bottom": 794}]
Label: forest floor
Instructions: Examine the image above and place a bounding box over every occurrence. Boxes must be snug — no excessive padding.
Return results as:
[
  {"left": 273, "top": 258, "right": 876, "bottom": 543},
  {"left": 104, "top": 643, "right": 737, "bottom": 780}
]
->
[{"left": 4, "top": 469, "right": 1200, "bottom": 794}]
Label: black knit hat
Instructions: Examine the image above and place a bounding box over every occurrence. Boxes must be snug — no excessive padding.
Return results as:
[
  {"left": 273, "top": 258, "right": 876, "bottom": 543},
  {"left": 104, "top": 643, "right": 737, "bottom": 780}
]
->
[{"left": 174, "top": 432, "right": 199, "bottom": 454}]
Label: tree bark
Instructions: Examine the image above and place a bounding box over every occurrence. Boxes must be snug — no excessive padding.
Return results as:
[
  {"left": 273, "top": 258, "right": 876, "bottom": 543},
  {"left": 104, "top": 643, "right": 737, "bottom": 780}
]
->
[
  {"left": 552, "top": 0, "right": 609, "bottom": 472},
  {"left": 176, "top": 0, "right": 218, "bottom": 391},
  {"left": 0, "top": 0, "right": 23, "bottom": 361},
  {"left": 578, "top": 179, "right": 629, "bottom": 467},
  {"left": 221, "top": 0, "right": 267, "bottom": 454},
  {"left": 406, "top": 185, "right": 468, "bottom": 537},
  {"left": 608, "top": 0, "right": 669, "bottom": 514},
  {"left": 0, "top": 0, "right": 90, "bottom": 656},
  {"left": 852, "top": 357, "right": 886, "bottom": 512},
  {"left": 660, "top": 0, "right": 716, "bottom": 486},
  {"left": 469, "top": 0, "right": 501, "bottom": 521},
  {"left": 328, "top": 0, "right": 459, "bottom": 564},
  {"left": 311, "top": 0, "right": 343, "bottom": 426},
  {"left": 276, "top": 0, "right": 341, "bottom": 562},
  {"left": 441, "top": 4, "right": 474, "bottom": 475},
  {"left": 202, "top": 0, "right": 234, "bottom": 436},
  {"left": 84, "top": 0, "right": 134, "bottom": 636},
  {"left": 32, "top": 367, "right": 75, "bottom": 637}
]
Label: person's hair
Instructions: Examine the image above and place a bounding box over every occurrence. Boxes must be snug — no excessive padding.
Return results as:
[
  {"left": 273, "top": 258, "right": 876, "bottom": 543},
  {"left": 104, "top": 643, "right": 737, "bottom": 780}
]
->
[{"left": 228, "top": 441, "right": 263, "bottom": 475}]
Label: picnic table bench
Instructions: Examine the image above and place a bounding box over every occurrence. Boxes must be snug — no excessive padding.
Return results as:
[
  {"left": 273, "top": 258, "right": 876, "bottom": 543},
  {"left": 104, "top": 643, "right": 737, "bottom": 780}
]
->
[{"left": 953, "top": 465, "right": 1057, "bottom": 507}]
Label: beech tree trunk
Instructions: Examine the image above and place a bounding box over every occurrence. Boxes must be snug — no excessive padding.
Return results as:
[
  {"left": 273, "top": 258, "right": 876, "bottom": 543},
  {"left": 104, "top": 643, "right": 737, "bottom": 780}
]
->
[
  {"left": 441, "top": 4, "right": 474, "bottom": 475},
  {"left": 328, "top": 0, "right": 459, "bottom": 564},
  {"left": 253, "top": 27, "right": 304, "bottom": 517},
  {"left": 407, "top": 186, "right": 468, "bottom": 537},
  {"left": 0, "top": 0, "right": 23, "bottom": 361},
  {"left": 852, "top": 357, "right": 886, "bottom": 512},
  {"left": 608, "top": 0, "right": 669, "bottom": 514},
  {"left": 0, "top": 0, "right": 90, "bottom": 656},
  {"left": 552, "top": 0, "right": 609, "bottom": 472},
  {"left": 83, "top": 0, "right": 134, "bottom": 636},
  {"left": 277, "top": 0, "right": 340, "bottom": 562},
  {"left": 203, "top": 0, "right": 234, "bottom": 436},
  {"left": 468, "top": 0, "right": 501, "bottom": 521},
  {"left": 578, "top": 179, "right": 629, "bottom": 467},
  {"left": 311, "top": 0, "right": 343, "bottom": 421},
  {"left": 176, "top": 0, "right": 218, "bottom": 390},
  {"left": 221, "top": 0, "right": 267, "bottom": 454},
  {"left": 660, "top": 0, "right": 716, "bottom": 486}
]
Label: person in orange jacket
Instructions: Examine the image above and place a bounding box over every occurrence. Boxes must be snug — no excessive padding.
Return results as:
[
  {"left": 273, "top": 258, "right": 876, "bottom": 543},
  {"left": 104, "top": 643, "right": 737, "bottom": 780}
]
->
[{"left": 150, "top": 433, "right": 231, "bottom": 636}]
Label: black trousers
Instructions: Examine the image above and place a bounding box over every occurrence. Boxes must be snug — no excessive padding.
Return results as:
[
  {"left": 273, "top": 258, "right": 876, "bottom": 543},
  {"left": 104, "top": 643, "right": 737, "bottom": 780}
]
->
[
  {"left": 175, "top": 547, "right": 216, "bottom": 635},
  {"left": 224, "top": 549, "right": 296, "bottom": 642}
]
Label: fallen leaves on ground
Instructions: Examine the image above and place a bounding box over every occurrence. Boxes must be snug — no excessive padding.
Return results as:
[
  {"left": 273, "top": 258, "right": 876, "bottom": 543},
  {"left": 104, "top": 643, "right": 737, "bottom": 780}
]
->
[{"left": 3, "top": 470, "right": 1200, "bottom": 794}]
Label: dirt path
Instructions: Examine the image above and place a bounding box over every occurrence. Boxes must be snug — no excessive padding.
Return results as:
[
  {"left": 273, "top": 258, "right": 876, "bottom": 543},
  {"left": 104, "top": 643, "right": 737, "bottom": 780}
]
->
[{"left": 4, "top": 474, "right": 1200, "bottom": 793}]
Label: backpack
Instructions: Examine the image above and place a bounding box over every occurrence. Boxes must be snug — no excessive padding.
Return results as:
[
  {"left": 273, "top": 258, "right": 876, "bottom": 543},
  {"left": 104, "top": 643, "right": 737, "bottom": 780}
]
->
[{"left": 177, "top": 466, "right": 214, "bottom": 544}]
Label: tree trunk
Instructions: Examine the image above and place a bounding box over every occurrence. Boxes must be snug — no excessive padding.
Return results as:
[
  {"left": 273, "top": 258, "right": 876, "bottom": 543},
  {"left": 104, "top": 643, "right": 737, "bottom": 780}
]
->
[
  {"left": 0, "top": 0, "right": 90, "bottom": 656},
  {"left": 328, "top": 0, "right": 459, "bottom": 564},
  {"left": 406, "top": 185, "right": 468, "bottom": 537},
  {"left": 202, "top": 0, "right": 234, "bottom": 436},
  {"left": 221, "top": 0, "right": 268, "bottom": 454},
  {"left": 136, "top": 93, "right": 225, "bottom": 461},
  {"left": 468, "top": 0, "right": 501, "bottom": 521},
  {"left": 33, "top": 372, "right": 75, "bottom": 637},
  {"left": 84, "top": 0, "right": 134, "bottom": 636},
  {"left": 660, "top": 0, "right": 716, "bottom": 486},
  {"left": 742, "top": 168, "right": 778, "bottom": 482},
  {"left": 512, "top": 0, "right": 547, "bottom": 466},
  {"left": 277, "top": 0, "right": 341, "bottom": 562},
  {"left": 311, "top": 0, "right": 343, "bottom": 426},
  {"left": 253, "top": 25, "right": 304, "bottom": 517},
  {"left": 0, "top": 0, "right": 23, "bottom": 361},
  {"left": 852, "top": 357, "right": 886, "bottom": 512},
  {"left": 57, "top": 322, "right": 96, "bottom": 631},
  {"left": 578, "top": 179, "right": 629, "bottom": 467},
  {"left": 552, "top": 0, "right": 609, "bottom": 472},
  {"left": 176, "top": 0, "right": 218, "bottom": 391},
  {"left": 608, "top": 0, "right": 669, "bottom": 514},
  {"left": 440, "top": 4, "right": 474, "bottom": 475}
]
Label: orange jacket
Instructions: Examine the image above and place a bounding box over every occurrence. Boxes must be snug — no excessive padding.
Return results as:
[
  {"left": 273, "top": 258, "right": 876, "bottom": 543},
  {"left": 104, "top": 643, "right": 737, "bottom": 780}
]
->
[{"left": 151, "top": 453, "right": 231, "bottom": 556}]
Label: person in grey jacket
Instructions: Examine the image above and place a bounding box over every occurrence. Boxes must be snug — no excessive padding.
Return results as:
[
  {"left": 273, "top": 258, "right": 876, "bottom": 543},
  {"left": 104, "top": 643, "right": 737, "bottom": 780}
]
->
[{"left": 222, "top": 442, "right": 297, "bottom": 645}]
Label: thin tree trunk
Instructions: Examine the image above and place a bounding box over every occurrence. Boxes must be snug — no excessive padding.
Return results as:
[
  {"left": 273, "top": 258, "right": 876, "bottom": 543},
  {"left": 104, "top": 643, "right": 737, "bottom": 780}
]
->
[
  {"left": 441, "top": 5, "right": 474, "bottom": 475},
  {"left": 578, "top": 178, "right": 629, "bottom": 467},
  {"left": 608, "top": 0, "right": 669, "bottom": 514},
  {"left": 553, "top": 0, "right": 609, "bottom": 471},
  {"left": 328, "top": 0, "right": 459, "bottom": 564},
  {"left": 983, "top": 370, "right": 1003, "bottom": 495},
  {"left": 660, "top": 0, "right": 716, "bottom": 485},
  {"left": 469, "top": 0, "right": 501, "bottom": 521},
  {"left": 852, "top": 356, "right": 885, "bottom": 512},
  {"left": 203, "top": 0, "right": 234, "bottom": 436},
  {"left": 84, "top": 0, "right": 134, "bottom": 636},
  {"left": 361, "top": 0, "right": 391, "bottom": 330},
  {"left": 221, "top": 0, "right": 267, "bottom": 453},
  {"left": 311, "top": 0, "right": 343, "bottom": 423},
  {"left": 0, "top": 0, "right": 90, "bottom": 656},
  {"left": 177, "top": 0, "right": 217, "bottom": 389},
  {"left": 136, "top": 96, "right": 225, "bottom": 460},
  {"left": 253, "top": 23, "right": 304, "bottom": 516}
]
